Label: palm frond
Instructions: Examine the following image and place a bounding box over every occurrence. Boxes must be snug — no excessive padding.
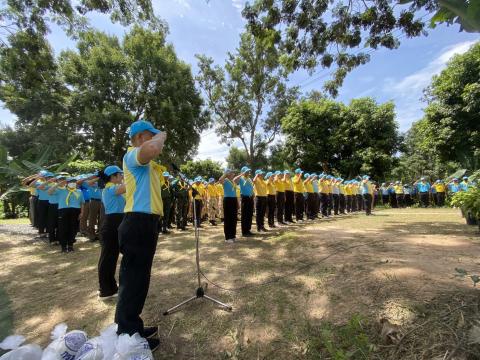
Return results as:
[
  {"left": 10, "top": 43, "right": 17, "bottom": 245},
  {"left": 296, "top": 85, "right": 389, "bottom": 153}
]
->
[
  {"left": 35, "top": 145, "right": 53, "bottom": 166},
  {"left": 55, "top": 152, "right": 78, "bottom": 172},
  {"left": 0, "top": 185, "right": 26, "bottom": 200},
  {"left": 21, "top": 160, "right": 44, "bottom": 173}
]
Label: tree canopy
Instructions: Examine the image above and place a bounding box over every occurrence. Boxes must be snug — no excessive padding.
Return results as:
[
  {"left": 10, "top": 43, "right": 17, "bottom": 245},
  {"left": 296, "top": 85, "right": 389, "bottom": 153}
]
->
[
  {"left": 180, "top": 159, "right": 223, "bottom": 180},
  {"left": 281, "top": 97, "right": 400, "bottom": 179}
]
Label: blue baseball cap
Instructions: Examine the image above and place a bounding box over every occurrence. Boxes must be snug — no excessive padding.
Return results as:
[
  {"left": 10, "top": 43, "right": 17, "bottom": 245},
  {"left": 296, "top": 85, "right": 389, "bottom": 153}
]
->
[
  {"left": 163, "top": 171, "right": 170, "bottom": 177},
  {"left": 274, "top": 170, "right": 281, "bottom": 176},
  {"left": 255, "top": 169, "right": 264, "bottom": 175},
  {"left": 463, "top": 176, "right": 468, "bottom": 180},
  {"left": 208, "top": 178, "right": 215, "bottom": 183},
  {"left": 303, "top": 173, "right": 310, "bottom": 178},
  {"left": 39, "top": 170, "right": 48, "bottom": 176},
  {"left": 295, "top": 168, "right": 303, "bottom": 174},
  {"left": 104, "top": 165, "right": 123, "bottom": 177},
  {"left": 224, "top": 168, "right": 233, "bottom": 174},
  {"left": 129, "top": 120, "right": 161, "bottom": 138},
  {"left": 66, "top": 176, "right": 77, "bottom": 182},
  {"left": 283, "top": 170, "right": 290, "bottom": 175},
  {"left": 363, "top": 175, "right": 370, "bottom": 180},
  {"left": 241, "top": 166, "right": 251, "bottom": 173},
  {"left": 453, "top": 178, "right": 458, "bottom": 181},
  {"left": 265, "top": 172, "right": 273, "bottom": 179}
]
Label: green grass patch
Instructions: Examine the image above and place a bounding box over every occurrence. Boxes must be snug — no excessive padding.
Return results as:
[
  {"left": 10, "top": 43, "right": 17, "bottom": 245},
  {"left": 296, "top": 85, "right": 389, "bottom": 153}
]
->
[{"left": 0, "top": 217, "right": 30, "bottom": 225}]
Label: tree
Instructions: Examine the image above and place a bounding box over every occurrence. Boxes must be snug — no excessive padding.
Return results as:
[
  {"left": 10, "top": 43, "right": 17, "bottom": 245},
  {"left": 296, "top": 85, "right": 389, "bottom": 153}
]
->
[
  {"left": 281, "top": 97, "right": 400, "bottom": 179},
  {"left": 58, "top": 26, "right": 209, "bottom": 164},
  {"left": 421, "top": 41, "right": 480, "bottom": 170},
  {"left": 0, "top": 0, "right": 160, "bottom": 40},
  {"left": 242, "top": 0, "right": 479, "bottom": 96},
  {"left": 196, "top": 31, "right": 298, "bottom": 168},
  {"left": 179, "top": 159, "right": 223, "bottom": 180}
]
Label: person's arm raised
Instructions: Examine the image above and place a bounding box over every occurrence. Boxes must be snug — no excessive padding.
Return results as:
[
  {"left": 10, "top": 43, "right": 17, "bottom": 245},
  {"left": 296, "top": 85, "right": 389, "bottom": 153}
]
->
[
  {"left": 115, "top": 184, "right": 126, "bottom": 195},
  {"left": 137, "top": 132, "right": 167, "bottom": 165}
]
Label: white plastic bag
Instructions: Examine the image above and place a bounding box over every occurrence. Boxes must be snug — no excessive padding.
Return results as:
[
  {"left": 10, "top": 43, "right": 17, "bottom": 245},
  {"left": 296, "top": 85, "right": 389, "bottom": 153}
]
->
[
  {"left": 41, "top": 323, "right": 88, "bottom": 360},
  {"left": 112, "top": 333, "right": 152, "bottom": 360},
  {"left": 74, "top": 324, "right": 118, "bottom": 360},
  {"left": 0, "top": 335, "right": 43, "bottom": 360}
]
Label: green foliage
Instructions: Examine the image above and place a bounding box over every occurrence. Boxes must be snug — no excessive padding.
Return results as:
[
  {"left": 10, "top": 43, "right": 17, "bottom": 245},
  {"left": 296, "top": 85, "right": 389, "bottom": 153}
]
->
[
  {"left": 196, "top": 31, "right": 298, "bottom": 167},
  {"left": 281, "top": 97, "right": 400, "bottom": 179},
  {"left": 65, "top": 159, "right": 105, "bottom": 174},
  {"left": 180, "top": 159, "right": 223, "bottom": 180},
  {"left": 226, "top": 146, "right": 269, "bottom": 171},
  {"left": 307, "top": 315, "right": 374, "bottom": 359},
  {"left": 242, "top": 0, "right": 431, "bottom": 96},
  {"left": 450, "top": 186, "right": 480, "bottom": 218},
  {"left": 428, "top": 0, "right": 480, "bottom": 32},
  {"left": 58, "top": 26, "right": 209, "bottom": 164},
  {"left": 422, "top": 42, "right": 480, "bottom": 170}
]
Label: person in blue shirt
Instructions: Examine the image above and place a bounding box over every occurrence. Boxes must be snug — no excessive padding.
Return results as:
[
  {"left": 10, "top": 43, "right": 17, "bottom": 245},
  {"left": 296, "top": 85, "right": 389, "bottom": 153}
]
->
[
  {"left": 447, "top": 178, "right": 461, "bottom": 195},
  {"left": 379, "top": 183, "right": 389, "bottom": 205},
  {"left": 459, "top": 176, "right": 474, "bottom": 192},
  {"left": 46, "top": 175, "right": 63, "bottom": 245},
  {"left": 98, "top": 165, "right": 126, "bottom": 301},
  {"left": 403, "top": 184, "right": 413, "bottom": 207},
  {"left": 414, "top": 177, "right": 431, "bottom": 207},
  {"left": 218, "top": 168, "right": 243, "bottom": 243},
  {"left": 238, "top": 166, "right": 255, "bottom": 237},
  {"left": 33, "top": 171, "right": 55, "bottom": 237},
  {"left": 48, "top": 177, "right": 85, "bottom": 252}
]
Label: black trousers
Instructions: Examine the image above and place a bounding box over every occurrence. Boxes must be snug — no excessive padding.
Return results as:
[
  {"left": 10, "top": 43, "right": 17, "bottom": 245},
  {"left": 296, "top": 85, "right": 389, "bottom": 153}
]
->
[
  {"left": 437, "top": 192, "right": 445, "bottom": 206},
  {"left": 314, "top": 193, "right": 320, "bottom": 217},
  {"left": 320, "top": 193, "right": 328, "bottom": 216},
  {"left": 161, "top": 197, "right": 172, "bottom": 231},
  {"left": 115, "top": 212, "right": 159, "bottom": 335},
  {"left": 175, "top": 196, "right": 189, "bottom": 229},
  {"left": 390, "top": 193, "right": 397, "bottom": 208},
  {"left": 31, "top": 196, "right": 38, "bottom": 228},
  {"left": 99, "top": 213, "right": 123, "bottom": 297},
  {"left": 224, "top": 197, "right": 238, "bottom": 240},
  {"left": 37, "top": 200, "right": 49, "bottom": 233},
  {"left": 333, "top": 194, "right": 340, "bottom": 215},
  {"left": 284, "top": 191, "right": 294, "bottom": 222},
  {"left": 419, "top": 192, "right": 429, "bottom": 207},
  {"left": 328, "top": 194, "right": 333, "bottom": 215},
  {"left": 47, "top": 203, "right": 58, "bottom": 243},
  {"left": 382, "top": 195, "right": 389, "bottom": 205},
  {"left": 294, "top": 192, "right": 304, "bottom": 221},
  {"left": 363, "top": 194, "right": 372, "bottom": 215},
  {"left": 194, "top": 199, "right": 203, "bottom": 226},
  {"left": 276, "top": 192, "right": 285, "bottom": 223},
  {"left": 306, "top": 193, "right": 315, "bottom": 219},
  {"left": 267, "top": 195, "right": 276, "bottom": 226},
  {"left": 58, "top": 208, "right": 80, "bottom": 250},
  {"left": 255, "top": 196, "right": 267, "bottom": 230},
  {"left": 396, "top": 194, "right": 404, "bottom": 208},
  {"left": 346, "top": 195, "right": 352, "bottom": 212},
  {"left": 241, "top": 196, "right": 254, "bottom": 234},
  {"left": 404, "top": 194, "right": 412, "bottom": 207},
  {"left": 357, "top": 195, "right": 363, "bottom": 211},
  {"left": 339, "top": 194, "right": 346, "bottom": 214}
]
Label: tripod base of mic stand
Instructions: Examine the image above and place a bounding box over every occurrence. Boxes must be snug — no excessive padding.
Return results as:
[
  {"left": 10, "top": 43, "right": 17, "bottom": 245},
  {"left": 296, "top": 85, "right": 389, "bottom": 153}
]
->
[{"left": 163, "top": 287, "right": 232, "bottom": 316}]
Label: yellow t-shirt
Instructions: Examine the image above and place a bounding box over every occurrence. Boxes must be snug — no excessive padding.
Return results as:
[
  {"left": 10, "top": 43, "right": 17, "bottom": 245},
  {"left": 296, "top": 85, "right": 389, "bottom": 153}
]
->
[
  {"left": 216, "top": 183, "right": 224, "bottom": 197},
  {"left": 254, "top": 178, "right": 267, "bottom": 197},
  {"left": 192, "top": 183, "right": 205, "bottom": 200},
  {"left": 304, "top": 180, "right": 314, "bottom": 193},
  {"left": 435, "top": 183, "right": 446, "bottom": 192},
  {"left": 275, "top": 178, "right": 285, "bottom": 192},
  {"left": 325, "top": 181, "right": 333, "bottom": 194},
  {"left": 345, "top": 185, "right": 352, "bottom": 195},
  {"left": 351, "top": 185, "right": 358, "bottom": 195},
  {"left": 339, "top": 184, "right": 345, "bottom": 195},
  {"left": 394, "top": 185, "right": 404, "bottom": 194},
  {"left": 284, "top": 178, "right": 293, "bottom": 191},
  {"left": 206, "top": 184, "right": 217, "bottom": 197},
  {"left": 292, "top": 175, "right": 305, "bottom": 193},
  {"left": 267, "top": 179, "right": 276, "bottom": 195}
]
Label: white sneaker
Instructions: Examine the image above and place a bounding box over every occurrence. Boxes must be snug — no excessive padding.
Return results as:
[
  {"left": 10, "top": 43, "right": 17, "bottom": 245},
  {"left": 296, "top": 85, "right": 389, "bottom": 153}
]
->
[
  {"left": 98, "top": 293, "right": 118, "bottom": 301},
  {"left": 225, "top": 239, "right": 234, "bottom": 244}
]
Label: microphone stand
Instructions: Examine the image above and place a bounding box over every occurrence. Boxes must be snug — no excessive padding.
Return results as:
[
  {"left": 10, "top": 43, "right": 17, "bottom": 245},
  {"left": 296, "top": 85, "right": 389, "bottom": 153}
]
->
[{"left": 163, "top": 166, "right": 232, "bottom": 315}]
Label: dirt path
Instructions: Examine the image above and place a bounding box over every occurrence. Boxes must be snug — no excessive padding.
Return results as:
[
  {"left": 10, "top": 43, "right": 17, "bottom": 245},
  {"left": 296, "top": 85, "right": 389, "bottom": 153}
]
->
[{"left": 0, "top": 208, "right": 478, "bottom": 359}]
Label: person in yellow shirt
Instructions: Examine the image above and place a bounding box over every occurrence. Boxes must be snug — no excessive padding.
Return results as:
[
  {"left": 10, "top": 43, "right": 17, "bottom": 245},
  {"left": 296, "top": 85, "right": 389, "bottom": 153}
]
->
[
  {"left": 265, "top": 172, "right": 277, "bottom": 228},
  {"left": 344, "top": 180, "right": 352, "bottom": 213},
  {"left": 253, "top": 169, "right": 268, "bottom": 232},
  {"left": 338, "top": 178, "right": 346, "bottom": 215},
  {"left": 206, "top": 178, "right": 218, "bottom": 226},
  {"left": 325, "top": 175, "right": 334, "bottom": 216},
  {"left": 274, "top": 170, "right": 286, "bottom": 225},
  {"left": 292, "top": 168, "right": 305, "bottom": 222},
  {"left": 434, "top": 180, "right": 446, "bottom": 206},
  {"left": 283, "top": 170, "right": 295, "bottom": 223},
  {"left": 394, "top": 181, "right": 405, "bottom": 208},
  {"left": 192, "top": 177, "right": 206, "bottom": 228},
  {"left": 303, "top": 173, "right": 315, "bottom": 220},
  {"left": 215, "top": 182, "right": 224, "bottom": 221}
]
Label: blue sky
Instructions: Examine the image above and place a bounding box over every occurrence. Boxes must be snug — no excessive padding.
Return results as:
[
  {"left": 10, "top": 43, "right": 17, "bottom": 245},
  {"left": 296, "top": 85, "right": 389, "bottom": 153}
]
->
[{"left": 1, "top": 0, "right": 478, "bottom": 163}]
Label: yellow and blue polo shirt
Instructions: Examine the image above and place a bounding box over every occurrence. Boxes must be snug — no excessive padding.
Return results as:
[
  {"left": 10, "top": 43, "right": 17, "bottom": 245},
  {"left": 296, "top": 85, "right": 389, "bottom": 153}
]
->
[{"left": 123, "top": 147, "right": 164, "bottom": 216}]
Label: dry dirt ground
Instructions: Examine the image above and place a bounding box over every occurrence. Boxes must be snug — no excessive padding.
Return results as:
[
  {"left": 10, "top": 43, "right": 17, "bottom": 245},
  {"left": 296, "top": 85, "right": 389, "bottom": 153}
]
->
[{"left": 0, "top": 208, "right": 479, "bottom": 359}]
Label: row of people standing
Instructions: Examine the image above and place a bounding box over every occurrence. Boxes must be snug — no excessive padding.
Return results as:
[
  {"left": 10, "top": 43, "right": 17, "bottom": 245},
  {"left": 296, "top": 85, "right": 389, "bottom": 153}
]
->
[{"left": 379, "top": 176, "right": 475, "bottom": 208}]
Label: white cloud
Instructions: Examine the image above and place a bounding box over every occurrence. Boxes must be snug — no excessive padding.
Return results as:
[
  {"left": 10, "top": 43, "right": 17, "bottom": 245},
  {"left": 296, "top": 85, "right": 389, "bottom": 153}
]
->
[
  {"left": 232, "top": 0, "right": 245, "bottom": 12},
  {"left": 391, "top": 40, "right": 477, "bottom": 96},
  {"left": 174, "top": 0, "right": 191, "bottom": 9},
  {"left": 385, "top": 40, "right": 478, "bottom": 131},
  {"left": 195, "top": 130, "right": 230, "bottom": 165}
]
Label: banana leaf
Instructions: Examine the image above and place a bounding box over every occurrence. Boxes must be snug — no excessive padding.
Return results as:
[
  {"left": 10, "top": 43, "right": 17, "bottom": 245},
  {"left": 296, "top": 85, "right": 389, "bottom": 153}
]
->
[
  {"left": 445, "top": 169, "right": 467, "bottom": 182},
  {"left": 0, "top": 185, "right": 27, "bottom": 201}
]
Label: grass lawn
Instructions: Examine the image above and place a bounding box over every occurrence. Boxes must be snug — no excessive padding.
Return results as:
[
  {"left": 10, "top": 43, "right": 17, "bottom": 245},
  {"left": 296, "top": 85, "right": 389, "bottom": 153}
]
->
[{"left": 0, "top": 208, "right": 479, "bottom": 359}]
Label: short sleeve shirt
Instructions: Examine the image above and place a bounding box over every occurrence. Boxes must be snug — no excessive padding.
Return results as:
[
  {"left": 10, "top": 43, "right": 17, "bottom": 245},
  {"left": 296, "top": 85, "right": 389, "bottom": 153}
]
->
[{"left": 102, "top": 183, "right": 126, "bottom": 214}]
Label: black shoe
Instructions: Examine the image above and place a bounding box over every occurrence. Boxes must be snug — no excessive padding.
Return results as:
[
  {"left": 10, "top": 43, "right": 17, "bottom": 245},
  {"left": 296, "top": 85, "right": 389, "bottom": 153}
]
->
[
  {"left": 61, "top": 248, "right": 68, "bottom": 253},
  {"left": 67, "top": 247, "right": 74, "bottom": 252},
  {"left": 162, "top": 230, "right": 170, "bottom": 234},
  {"left": 147, "top": 338, "right": 160, "bottom": 352},
  {"left": 242, "top": 232, "right": 253, "bottom": 237},
  {"left": 142, "top": 326, "right": 158, "bottom": 339}
]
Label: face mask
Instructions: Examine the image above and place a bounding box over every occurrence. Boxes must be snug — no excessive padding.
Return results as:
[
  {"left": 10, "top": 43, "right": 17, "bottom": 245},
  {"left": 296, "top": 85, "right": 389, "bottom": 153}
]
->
[{"left": 67, "top": 183, "right": 76, "bottom": 189}]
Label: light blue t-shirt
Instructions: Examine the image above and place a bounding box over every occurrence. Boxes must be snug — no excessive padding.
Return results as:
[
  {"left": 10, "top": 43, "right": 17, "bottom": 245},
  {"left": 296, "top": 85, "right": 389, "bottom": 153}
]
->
[
  {"left": 88, "top": 183, "right": 102, "bottom": 200},
  {"left": 312, "top": 181, "right": 319, "bottom": 193},
  {"left": 239, "top": 177, "right": 254, "bottom": 196},
  {"left": 35, "top": 181, "right": 50, "bottom": 201},
  {"left": 48, "top": 190, "right": 59, "bottom": 204},
  {"left": 380, "top": 187, "right": 389, "bottom": 195},
  {"left": 417, "top": 182, "right": 430, "bottom": 193},
  {"left": 223, "top": 179, "right": 236, "bottom": 198},
  {"left": 449, "top": 183, "right": 460, "bottom": 193},
  {"left": 56, "top": 188, "right": 85, "bottom": 209},
  {"left": 102, "top": 184, "right": 126, "bottom": 215}
]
